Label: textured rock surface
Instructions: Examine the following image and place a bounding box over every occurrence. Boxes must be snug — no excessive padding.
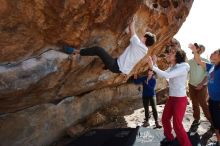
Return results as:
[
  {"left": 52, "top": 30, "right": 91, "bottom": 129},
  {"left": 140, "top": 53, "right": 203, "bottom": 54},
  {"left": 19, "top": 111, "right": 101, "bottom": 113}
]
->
[
  {"left": 0, "top": 0, "right": 193, "bottom": 146},
  {"left": 0, "top": 84, "right": 141, "bottom": 146}
]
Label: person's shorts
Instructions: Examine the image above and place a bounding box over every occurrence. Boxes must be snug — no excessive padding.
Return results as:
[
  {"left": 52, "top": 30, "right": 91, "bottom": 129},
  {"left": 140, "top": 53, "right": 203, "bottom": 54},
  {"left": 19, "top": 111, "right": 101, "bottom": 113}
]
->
[{"left": 209, "top": 99, "right": 220, "bottom": 130}]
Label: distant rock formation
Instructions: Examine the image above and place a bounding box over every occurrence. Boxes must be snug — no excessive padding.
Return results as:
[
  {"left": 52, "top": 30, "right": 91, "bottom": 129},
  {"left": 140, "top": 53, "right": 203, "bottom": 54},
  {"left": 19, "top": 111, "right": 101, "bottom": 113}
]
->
[{"left": 0, "top": 0, "right": 193, "bottom": 145}]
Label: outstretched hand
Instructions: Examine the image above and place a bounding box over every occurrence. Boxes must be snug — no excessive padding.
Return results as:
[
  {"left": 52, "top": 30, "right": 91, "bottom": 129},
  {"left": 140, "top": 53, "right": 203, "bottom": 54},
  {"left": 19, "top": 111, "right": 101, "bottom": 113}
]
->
[
  {"left": 152, "top": 55, "right": 157, "bottom": 64},
  {"left": 188, "top": 43, "right": 206, "bottom": 68},
  {"left": 128, "top": 16, "right": 136, "bottom": 36},
  {"left": 128, "top": 16, "right": 136, "bottom": 25},
  {"left": 188, "top": 43, "right": 197, "bottom": 52},
  {"left": 125, "top": 16, "right": 135, "bottom": 34},
  {"left": 147, "top": 56, "right": 153, "bottom": 69},
  {"left": 133, "top": 73, "right": 138, "bottom": 79}
]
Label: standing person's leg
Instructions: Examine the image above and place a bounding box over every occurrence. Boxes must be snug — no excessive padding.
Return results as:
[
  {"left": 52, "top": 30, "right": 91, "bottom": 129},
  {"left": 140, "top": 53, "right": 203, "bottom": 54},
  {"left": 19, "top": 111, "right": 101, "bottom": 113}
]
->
[
  {"left": 142, "top": 96, "right": 150, "bottom": 127},
  {"left": 208, "top": 99, "right": 220, "bottom": 145},
  {"left": 189, "top": 84, "right": 201, "bottom": 123},
  {"left": 80, "top": 46, "right": 121, "bottom": 73},
  {"left": 150, "top": 96, "right": 161, "bottom": 128},
  {"left": 173, "top": 97, "right": 192, "bottom": 146},
  {"left": 216, "top": 130, "right": 220, "bottom": 145},
  {"left": 162, "top": 97, "right": 175, "bottom": 141},
  {"left": 150, "top": 96, "right": 158, "bottom": 121},
  {"left": 198, "top": 85, "right": 212, "bottom": 123},
  {"left": 216, "top": 129, "right": 220, "bottom": 145}
]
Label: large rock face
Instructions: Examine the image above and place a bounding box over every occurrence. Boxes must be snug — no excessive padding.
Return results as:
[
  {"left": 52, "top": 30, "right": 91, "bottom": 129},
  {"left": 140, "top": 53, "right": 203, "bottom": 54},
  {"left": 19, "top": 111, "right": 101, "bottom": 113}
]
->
[
  {"left": 0, "top": 0, "right": 193, "bottom": 146},
  {"left": 0, "top": 84, "right": 142, "bottom": 146}
]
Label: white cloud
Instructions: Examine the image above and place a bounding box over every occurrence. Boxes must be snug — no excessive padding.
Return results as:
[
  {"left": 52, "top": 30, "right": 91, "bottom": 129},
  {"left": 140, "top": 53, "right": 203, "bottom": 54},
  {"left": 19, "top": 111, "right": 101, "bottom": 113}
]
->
[{"left": 175, "top": 0, "right": 220, "bottom": 59}]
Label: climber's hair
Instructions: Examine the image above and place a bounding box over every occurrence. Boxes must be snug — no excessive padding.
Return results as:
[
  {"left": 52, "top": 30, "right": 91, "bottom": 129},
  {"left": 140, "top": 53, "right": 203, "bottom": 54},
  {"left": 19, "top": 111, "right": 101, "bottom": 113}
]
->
[
  {"left": 175, "top": 50, "right": 186, "bottom": 64},
  {"left": 144, "top": 32, "right": 156, "bottom": 47}
]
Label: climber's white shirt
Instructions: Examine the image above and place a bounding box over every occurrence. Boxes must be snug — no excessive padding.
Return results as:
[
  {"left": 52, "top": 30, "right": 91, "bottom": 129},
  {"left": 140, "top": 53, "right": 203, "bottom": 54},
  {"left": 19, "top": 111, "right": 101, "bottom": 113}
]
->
[{"left": 117, "top": 34, "right": 148, "bottom": 75}]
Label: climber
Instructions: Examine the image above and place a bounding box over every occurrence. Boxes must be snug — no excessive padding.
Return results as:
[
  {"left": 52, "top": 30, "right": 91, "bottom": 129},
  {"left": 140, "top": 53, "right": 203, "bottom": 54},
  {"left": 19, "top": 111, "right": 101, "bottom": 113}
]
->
[{"left": 65, "top": 17, "right": 156, "bottom": 75}]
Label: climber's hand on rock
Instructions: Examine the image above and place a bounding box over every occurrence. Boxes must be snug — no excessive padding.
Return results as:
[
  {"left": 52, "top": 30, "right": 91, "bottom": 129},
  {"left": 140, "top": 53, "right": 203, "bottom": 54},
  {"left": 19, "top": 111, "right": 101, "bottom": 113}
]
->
[
  {"left": 152, "top": 55, "right": 157, "bottom": 64},
  {"left": 147, "top": 56, "right": 153, "bottom": 69}
]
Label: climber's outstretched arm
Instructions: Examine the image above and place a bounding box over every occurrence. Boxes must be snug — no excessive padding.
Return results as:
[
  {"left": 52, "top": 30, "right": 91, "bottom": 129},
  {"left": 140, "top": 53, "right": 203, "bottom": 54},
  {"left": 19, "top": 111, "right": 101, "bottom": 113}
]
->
[{"left": 129, "top": 17, "right": 136, "bottom": 37}]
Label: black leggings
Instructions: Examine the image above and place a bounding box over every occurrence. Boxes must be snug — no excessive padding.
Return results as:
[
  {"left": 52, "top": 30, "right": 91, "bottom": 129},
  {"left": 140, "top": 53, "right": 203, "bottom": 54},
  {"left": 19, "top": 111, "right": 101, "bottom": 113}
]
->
[
  {"left": 143, "top": 96, "right": 159, "bottom": 122},
  {"left": 80, "top": 46, "right": 121, "bottom": 73},
  {"left": 209, "top": 99, "right": 220, "bottom": 131}
]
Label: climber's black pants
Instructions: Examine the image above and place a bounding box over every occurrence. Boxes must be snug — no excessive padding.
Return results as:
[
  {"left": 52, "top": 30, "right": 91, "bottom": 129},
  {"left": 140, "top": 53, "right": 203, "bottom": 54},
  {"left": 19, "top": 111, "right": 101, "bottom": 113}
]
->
[{"left": 80, "top": 46, "right": 121, "bottom": 73}]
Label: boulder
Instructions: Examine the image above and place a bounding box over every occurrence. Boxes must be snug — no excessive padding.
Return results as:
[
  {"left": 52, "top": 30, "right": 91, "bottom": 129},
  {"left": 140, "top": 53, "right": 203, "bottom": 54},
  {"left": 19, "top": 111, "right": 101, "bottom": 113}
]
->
[{"left": 0, "top": 0, "right": 193, "bottom": 145}]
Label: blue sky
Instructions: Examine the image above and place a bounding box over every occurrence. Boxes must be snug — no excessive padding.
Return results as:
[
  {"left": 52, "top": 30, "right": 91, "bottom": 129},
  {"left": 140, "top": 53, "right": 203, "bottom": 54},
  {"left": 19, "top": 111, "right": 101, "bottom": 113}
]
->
[{"left": 175, "top": 0, "right": 220, "bottom": 59}]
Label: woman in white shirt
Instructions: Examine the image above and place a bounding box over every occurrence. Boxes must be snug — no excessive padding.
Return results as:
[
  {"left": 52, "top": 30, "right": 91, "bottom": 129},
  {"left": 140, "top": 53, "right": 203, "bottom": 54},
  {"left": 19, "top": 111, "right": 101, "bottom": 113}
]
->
[{"left": 148, "top": 45, "right": 191, "bottom": 146}]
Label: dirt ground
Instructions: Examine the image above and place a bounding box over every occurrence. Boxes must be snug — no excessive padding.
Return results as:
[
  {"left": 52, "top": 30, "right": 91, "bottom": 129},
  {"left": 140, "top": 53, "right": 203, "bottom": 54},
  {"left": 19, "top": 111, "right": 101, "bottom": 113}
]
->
[{"left": 52, "top": 97, "right": 217, "bottom": 146}]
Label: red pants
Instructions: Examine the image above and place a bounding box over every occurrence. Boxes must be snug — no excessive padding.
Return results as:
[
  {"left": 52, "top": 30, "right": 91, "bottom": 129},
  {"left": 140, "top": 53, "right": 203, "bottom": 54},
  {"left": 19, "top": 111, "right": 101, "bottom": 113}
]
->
[{"left": 162, "top": 96, "right": 192, "bottom": 146}]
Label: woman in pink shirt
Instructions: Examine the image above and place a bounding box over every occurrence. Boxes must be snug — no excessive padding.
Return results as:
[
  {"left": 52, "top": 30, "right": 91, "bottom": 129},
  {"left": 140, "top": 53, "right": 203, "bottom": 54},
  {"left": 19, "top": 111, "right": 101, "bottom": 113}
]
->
[{"left": 147, "top": 41, "right": 191, "bottom": 146}]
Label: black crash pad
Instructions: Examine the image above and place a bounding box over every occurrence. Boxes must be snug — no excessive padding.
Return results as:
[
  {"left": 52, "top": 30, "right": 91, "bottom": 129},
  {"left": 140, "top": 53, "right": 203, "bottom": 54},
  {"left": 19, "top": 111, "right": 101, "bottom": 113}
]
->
[{"left": 66, "top": 127, "right": 201, "bottom": 146}]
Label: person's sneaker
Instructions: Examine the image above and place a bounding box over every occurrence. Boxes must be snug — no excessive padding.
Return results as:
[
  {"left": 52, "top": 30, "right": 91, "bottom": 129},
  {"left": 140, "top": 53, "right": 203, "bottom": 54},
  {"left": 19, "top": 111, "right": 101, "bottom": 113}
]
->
[
  {"left": 143, "top": 121, "right": 150, "bottom": 127},
  {"left": 189, "top": 120, "right": 200, "bottom": 132},
  {"left": 63, "top": 45, "right": 76, "bottom": 54},
  {"left": 155, "top": 121, "right": 162, "bottom": 129},
  {"left": 208, "top": 141, "right": 220, "bottom": 146},
  {"left": 160, "top": 138, "right": 174, "bottom": 146},
  {"left": 191, "top": 120, "right": 200, "bottom": 126},
  {"left": 204, "top": 125, "right": 215, "bottom": 136}
]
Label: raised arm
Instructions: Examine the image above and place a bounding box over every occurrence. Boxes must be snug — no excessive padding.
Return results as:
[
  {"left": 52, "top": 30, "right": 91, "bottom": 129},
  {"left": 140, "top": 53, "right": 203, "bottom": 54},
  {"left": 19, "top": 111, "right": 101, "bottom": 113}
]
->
[
  {"left": 188, "top": 43, "right": 206, "bottom": 68},
  {"left": 129, "top": 17, "right": 136, "bottom": 37},
  {"left": 134, "top": 75, "right": 146, "bottom": 84}
]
